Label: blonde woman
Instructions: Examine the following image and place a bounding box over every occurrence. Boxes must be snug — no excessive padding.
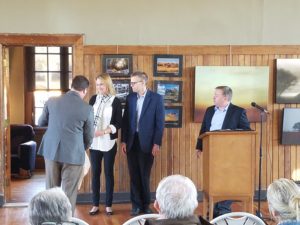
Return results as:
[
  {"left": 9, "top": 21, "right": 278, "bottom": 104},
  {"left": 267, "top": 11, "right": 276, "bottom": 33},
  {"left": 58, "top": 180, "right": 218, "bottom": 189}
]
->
[
  {"left": 88, "top": 73, "right": 122, "bottom": 216},
  {"left": 267, "top": 178, "right": 300, "bottom": 225}
]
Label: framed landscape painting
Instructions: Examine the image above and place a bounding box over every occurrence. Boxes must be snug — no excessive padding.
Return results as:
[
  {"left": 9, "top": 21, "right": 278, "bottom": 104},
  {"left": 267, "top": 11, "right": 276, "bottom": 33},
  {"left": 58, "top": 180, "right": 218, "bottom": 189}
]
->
[
  {"left": 154, "top": 80, "right": 182, "bottom": 103},
  {"left": 194, "top": 66, "right": 269, "bottom": 123},
  {"left": 281, "top": 108, "right": 300, "bottom": 145},
  {"left": 102, "top": 54, "right": 132, "bottom": 77},
  {"left": 153, "top": 54, "right": 183, "bottom": 77},
  {"left": 165, "top": 106, "right": 182, "bottom": 128},
  {"left": 276, "top": 59, "right": 300, "bottom": 103}
]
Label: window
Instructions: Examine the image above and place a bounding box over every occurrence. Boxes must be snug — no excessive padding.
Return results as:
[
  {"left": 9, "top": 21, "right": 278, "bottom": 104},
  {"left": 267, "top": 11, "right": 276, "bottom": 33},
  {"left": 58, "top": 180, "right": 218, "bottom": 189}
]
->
[{"left": 26, "top": 46, "right": 72, "bottom": 125}]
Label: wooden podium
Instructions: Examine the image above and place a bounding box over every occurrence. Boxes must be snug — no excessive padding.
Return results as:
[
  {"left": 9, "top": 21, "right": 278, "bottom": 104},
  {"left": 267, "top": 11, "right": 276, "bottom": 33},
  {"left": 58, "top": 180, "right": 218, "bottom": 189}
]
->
[{"left": 200, "top": 131, "right": 256, "bottom": 220}]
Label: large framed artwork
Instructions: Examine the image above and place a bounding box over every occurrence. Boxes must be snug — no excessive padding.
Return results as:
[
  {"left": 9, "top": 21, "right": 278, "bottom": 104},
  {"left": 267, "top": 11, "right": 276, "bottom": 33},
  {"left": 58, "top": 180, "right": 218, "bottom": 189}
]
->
[
  {"left": 154, "top": 80, "right": 182, "bottom": 103},
  {"left": 112, "top": 79, "right": 131, "bottom": 105},
  {"left": 276, "top": 59, "right": 300, "bottom": 103},
  {"left": 153, "top": 54, "right": 183, "bottom": 77},
  {"left": 281, "top": 108, "right": 300, "bottom": 145},
  {"left": 165, "top": 106, "right": 182, "bottom": 128},
  {"left": 102, "top": 54, "right": 132, "bottom": 77},
  {"left": 194, "top": 66, "right": 269, "bottom": 123}
]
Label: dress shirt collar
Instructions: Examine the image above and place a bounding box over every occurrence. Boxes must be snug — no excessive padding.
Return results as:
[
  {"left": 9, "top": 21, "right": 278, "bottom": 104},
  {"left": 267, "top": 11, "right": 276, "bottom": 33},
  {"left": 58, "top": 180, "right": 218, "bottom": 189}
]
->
[{"left": 214, "top": 102, "right": 230, "bottom": 112}]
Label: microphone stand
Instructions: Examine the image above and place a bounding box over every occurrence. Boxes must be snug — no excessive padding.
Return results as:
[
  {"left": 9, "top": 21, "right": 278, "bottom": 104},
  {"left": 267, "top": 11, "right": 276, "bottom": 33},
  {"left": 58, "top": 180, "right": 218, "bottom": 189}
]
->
[
  {"left": 256, "top": 111, "right": 270, "bottom": 224},
  {"left": 256, "top": 111, "right": 264, "bottom": 218}
]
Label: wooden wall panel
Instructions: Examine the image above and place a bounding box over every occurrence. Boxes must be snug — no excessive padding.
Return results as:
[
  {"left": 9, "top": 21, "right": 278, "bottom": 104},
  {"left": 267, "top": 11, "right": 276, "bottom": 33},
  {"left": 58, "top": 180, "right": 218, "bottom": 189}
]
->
[{"left": 83, "top": 45, "right": 300, "bottom": 195}]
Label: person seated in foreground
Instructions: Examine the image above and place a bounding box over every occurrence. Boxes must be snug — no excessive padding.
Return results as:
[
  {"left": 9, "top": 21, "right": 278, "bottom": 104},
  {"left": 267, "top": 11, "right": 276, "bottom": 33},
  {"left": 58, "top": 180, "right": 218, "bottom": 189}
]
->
[
  {"left": 145, "top": 174, "right": 211, "bottom": 225},
  {"left": 267, "top": 178, "right": 300, "bottom": 225},
  {"left": 28, "top": 187, "right": 77, "bottom": 225}
]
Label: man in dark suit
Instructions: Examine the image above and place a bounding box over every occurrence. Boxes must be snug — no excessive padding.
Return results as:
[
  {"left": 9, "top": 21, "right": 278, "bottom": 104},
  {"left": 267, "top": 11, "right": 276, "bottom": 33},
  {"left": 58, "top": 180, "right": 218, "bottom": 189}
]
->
[
  {"left": 196, "top": 86, "right": 250, "bottom": 218},
  {"left": 38, "top": 75, "right": 94, "bottom": 214},
  {"left": 121, "top": 71, "right": 165, "bottom": 216}
]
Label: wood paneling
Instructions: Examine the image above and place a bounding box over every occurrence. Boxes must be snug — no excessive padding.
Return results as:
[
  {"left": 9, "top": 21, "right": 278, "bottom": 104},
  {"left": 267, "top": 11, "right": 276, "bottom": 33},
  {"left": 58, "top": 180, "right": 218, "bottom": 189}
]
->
[{"left": 83, "top": 45, "right": 300, "bottom": 195}]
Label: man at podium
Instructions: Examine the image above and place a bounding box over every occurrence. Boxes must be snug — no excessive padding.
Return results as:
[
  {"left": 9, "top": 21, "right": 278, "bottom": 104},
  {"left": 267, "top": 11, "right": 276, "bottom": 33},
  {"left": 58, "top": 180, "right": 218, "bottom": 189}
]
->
[{"left": 195, "top": 85, "right": 250, "bottom": 217}]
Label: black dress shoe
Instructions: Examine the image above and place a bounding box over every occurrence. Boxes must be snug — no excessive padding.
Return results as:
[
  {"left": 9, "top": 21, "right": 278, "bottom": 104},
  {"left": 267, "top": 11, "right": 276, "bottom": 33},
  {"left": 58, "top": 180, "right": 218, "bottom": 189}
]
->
[
  {"left": 143, "top": 208, "right": 153, "bottom": 214},
  {"left": 89, "top": 208, "right": 99, "bottom": 216},
  {"left": 131, "top": 208, "right": 141, "bottom": 216}
]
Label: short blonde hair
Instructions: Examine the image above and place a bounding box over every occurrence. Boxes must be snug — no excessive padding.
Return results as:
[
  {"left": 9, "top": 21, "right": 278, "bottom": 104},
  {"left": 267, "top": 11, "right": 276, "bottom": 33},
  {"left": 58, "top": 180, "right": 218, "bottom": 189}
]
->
[{"left": 96, "top": 73, "right": 116, "bottom": 95}]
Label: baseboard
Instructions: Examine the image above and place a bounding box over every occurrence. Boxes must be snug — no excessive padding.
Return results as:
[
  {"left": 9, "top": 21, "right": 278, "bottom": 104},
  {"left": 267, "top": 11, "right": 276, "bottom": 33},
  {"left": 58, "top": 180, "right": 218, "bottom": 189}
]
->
[{"left": 77, "top": 190, "right": 266, "bottom": 204}]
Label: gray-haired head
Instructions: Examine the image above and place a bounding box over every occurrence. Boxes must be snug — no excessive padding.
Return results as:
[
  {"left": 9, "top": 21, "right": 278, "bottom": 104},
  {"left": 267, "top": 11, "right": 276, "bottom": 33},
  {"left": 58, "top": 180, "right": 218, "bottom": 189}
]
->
[
  {"left": 155, "top": 174, "right": 198, "bottom": 219},
  {"left": 28, "top": 187, "right": 72, "bottom": 225},
  {"left": 215, "top": 86, "right": 232, "bottom": 101},
  {"left": 267, "top": 178, "right": 300, "bottom": 222}
]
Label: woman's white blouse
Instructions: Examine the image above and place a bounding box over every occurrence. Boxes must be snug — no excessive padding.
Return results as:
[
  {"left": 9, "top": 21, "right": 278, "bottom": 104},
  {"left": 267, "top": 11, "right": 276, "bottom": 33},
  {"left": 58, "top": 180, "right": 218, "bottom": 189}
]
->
[{"left": 90, "top": 95, "right": 117, "bottom": 152}]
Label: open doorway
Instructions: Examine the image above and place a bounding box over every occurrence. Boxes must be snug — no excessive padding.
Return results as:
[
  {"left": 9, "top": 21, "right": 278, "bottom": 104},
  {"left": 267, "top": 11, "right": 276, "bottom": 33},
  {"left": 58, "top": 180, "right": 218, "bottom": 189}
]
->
[
  {"left": 0, "top": 34, "right": 84, "bottom": 205},
  {"left": 8, "top": 45, "right": 73, "bottom": 203}
]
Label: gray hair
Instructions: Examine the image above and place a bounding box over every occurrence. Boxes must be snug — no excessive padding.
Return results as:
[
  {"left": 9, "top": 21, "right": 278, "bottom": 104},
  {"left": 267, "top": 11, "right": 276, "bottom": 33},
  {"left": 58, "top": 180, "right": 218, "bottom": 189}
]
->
[
  {"left": 216, "top": 86, "right": 232, "bottom": 101},
  {"left": 28, "top": 187, "right": 72, "bottom": 225},
  {"left": 267, "top": 178, "right": 300, "bottom": 222},
  {"left": 156, "top": 174, "right": 198, "bottom": 219},
  {"left": 131, "top": 71, "right": 148, "bottom": 84}
]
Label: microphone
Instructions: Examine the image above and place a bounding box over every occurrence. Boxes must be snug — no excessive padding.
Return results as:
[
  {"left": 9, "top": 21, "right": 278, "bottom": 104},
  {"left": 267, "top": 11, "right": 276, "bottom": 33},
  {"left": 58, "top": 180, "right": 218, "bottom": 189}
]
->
[{"left": 251, "top": 102, "right": 269, "bottom": 114}]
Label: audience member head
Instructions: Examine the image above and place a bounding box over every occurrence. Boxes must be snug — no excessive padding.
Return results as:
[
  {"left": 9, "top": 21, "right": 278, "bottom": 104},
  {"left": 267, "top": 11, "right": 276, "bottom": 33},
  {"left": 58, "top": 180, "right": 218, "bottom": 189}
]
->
[
  {"left": 267, "top": 178, "right": 300, "bottom": 222},
  {"left": 29, "top": 187, "right": 72, "bottom": 225},
  {"left": 154, "top": 174, "right": 198, "bottom": 219},
  {"left": 95, "top": 73, "right": 116, "bottom": 95}
]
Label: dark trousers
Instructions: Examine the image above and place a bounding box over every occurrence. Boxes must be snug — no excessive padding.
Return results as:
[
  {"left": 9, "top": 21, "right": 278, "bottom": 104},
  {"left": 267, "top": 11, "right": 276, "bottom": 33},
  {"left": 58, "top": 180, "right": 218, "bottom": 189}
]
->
[
  {"left": 127, "top": 133, "right": 154, "bottom": 210},
  {"left": 90, "top": 143, "right": 117, "bottom": 207},
  {"left": 213, "top": 200, "right": 233, "bottom": 217}
]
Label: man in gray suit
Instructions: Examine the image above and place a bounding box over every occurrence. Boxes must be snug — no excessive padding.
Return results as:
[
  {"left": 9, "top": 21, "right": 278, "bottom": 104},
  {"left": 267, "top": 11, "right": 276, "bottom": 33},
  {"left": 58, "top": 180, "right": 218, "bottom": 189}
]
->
[{"left": 38, "top": 75, "right": 94, "bottom": 214}]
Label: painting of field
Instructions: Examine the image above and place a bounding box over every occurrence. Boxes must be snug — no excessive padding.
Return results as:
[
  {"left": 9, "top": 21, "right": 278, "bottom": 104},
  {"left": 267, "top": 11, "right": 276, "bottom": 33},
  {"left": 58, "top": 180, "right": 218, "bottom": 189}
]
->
[
  {"left": 154, "top": 55, "right": 182, "bottom": 77},
  {"left": 165, "top": 106, "right": 182, "bottom": 128},
  {"left": 157, "top": 58, "right": 179, "bottom": 73},
  {"left": 194, "top": 66, "right": 269, "bottom": 123},
  {"left": 155, "top": 81, "right": 182, "bottom": 103},
  {"left": 282, "top": 108, "right": 300, "bottom": 145}
]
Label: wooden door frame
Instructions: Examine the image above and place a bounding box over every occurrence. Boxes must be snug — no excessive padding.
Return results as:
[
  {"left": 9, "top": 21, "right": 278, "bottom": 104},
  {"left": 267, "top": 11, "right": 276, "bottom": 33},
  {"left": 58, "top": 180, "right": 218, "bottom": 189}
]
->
[{"left": 0, "top": 33, "right": 84, "bottom": 206}]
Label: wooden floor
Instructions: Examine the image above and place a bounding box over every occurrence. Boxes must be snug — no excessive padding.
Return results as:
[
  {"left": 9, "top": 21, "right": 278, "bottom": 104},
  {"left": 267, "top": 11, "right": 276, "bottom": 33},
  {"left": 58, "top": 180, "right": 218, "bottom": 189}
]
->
[{"left": 2, "top": 171, "right": 276, "bottom": 225}]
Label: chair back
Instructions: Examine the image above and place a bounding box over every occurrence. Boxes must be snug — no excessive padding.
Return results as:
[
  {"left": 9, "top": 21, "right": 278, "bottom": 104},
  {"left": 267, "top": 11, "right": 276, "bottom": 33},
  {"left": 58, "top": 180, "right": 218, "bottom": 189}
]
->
[
  {"left": 70, "top": 217, "right": 89, "bottom": 225},
  {"left": 210, "top": 212, "right": 265, "bottom": 225},
  {"left": 123, "top": 214, "right": 161, "bottom": 225}
]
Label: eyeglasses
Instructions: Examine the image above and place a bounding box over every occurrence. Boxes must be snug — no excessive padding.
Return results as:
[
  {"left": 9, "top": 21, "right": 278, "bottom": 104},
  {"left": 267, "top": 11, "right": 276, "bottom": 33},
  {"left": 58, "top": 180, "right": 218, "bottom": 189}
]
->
[
  {"left": 130, "top": 81, "right": 143, "bottom": 85},
  {"left": 41, "top": 222, "right": 79, "bottom": 225}
]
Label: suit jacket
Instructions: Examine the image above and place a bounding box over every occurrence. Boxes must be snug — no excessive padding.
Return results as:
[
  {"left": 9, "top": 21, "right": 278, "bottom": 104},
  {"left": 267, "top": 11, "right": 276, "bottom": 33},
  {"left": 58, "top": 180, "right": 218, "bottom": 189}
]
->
[
  {"left": 89, "top": 94, "right": 122, "bottom": 140},
  {"left": 38, "top": 91, "right": 94, "bottom": 165},
  {"left": 121, "top": 90, "right": 165, "bottom": 153},
  {"left": 196, "top": 103, "right": 250, "bottom": 150}
]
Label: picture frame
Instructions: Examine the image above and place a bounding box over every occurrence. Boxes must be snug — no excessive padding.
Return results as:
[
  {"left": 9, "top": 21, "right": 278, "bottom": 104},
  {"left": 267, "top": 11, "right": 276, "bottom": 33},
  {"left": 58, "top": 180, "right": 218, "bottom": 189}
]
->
[
  {"left": 281, "top": 108, "right": 300, "bottom": 145},
  {"left": 194, "top": 66, "right": 269, "bottom": 123},
  {"left": 102, "top": 54, "right": 133, "bottom": 77},
  {"left": 165, "top": 106, "right": 182, "bottom": 128},
  {"left": 153, "top": 54, "right": 183, "bottom": 77},
  {"left": 276, "top": 59, "right": 300, "bottom": 104},
  {"left": 154, "top": 80, "right": 182, "bottom": 103},
  {"left": 112, "top": 79, "right": 131, "bottom": 105}
]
